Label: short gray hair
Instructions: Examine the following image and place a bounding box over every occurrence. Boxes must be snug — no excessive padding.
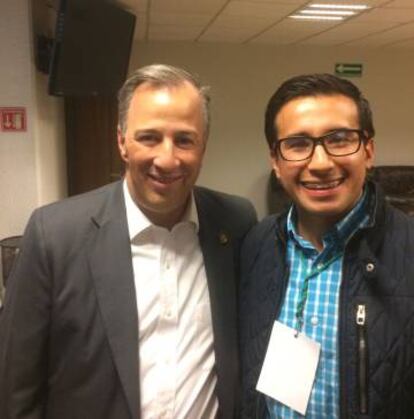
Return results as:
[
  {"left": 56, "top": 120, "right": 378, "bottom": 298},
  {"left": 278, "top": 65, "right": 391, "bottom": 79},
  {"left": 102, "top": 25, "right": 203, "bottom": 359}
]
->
[{"left": 118, "top": 64, "right": 210, "bottom": 137}]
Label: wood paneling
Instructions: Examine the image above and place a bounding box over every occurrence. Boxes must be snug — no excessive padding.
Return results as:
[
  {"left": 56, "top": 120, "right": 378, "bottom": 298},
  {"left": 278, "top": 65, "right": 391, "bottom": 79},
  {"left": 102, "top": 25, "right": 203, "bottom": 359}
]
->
[{"left": 65, "top": 96, "right": 124, "bottom": 196}]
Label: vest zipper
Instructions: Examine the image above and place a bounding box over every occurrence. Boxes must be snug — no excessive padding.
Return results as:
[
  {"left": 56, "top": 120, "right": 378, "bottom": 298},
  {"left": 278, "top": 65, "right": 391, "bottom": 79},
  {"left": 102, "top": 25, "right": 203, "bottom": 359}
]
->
[{"left": 356, "top": 304, "right": 368, "bottom": 414}]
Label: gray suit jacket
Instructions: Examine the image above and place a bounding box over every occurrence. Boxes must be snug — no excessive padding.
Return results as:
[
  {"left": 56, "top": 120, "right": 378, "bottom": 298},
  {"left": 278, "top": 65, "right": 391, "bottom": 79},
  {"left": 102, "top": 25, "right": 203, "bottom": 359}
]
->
[{"left": 0, "top": 181, "right": 257, "bottom": 419}]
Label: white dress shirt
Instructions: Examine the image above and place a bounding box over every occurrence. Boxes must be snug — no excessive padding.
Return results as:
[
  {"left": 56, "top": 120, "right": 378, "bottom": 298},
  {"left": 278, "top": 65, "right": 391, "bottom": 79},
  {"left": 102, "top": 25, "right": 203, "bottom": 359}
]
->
[{"left": 123, "top": 182, "right": 218, "bottom": 419}]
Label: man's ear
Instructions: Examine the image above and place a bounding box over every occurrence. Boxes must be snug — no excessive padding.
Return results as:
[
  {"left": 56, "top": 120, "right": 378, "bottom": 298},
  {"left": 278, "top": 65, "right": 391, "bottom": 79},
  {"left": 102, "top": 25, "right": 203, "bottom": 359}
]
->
[
  {"left": 117, "top": 126, "right": 128, "bottom": 162},
  {"left": 270, "top": 149, "right": 281, "bottom": 179},
  {"left": 364, "top": 138, "right": 375, "bottom": 170}
]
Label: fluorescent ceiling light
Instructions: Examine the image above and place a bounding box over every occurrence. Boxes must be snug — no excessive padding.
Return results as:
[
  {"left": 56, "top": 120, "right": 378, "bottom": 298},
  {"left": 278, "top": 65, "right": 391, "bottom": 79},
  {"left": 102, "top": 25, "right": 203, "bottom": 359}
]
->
[
  {"left": 289, "top": 15, "right": 344, "bottom": 20},
  {"left": 309, "top": 4, "right": 369, "bottom": 10},
  {"left": 301, "top": 10, "right": 355, "bottom": 15}
]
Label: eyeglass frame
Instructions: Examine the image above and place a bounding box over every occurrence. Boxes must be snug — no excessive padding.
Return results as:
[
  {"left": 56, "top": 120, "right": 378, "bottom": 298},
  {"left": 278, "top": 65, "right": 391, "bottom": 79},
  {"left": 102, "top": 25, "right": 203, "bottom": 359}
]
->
[{"left": 272, "top": 128, "right": 369, "bottom": 162}]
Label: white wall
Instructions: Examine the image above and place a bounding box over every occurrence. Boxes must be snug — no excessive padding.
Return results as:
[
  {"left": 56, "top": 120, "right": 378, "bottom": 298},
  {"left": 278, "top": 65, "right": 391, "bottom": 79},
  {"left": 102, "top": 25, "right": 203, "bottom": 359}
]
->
[
  {"left": 130, "top": 42, "right": 414, "bottom": 218},
  {"left": 0, "top": 0, "right": 67, "bottom": 242},
  {"left": 0, "top": 0, "right": 38, "bottom": 240},
  {"left": 32, "top": 0, "right": 67, "bottom": 207},
  {"left": 33, "top": 72, "right": 67, "bottom": 206},
  {"left": 0, "top": 0, "right": 66, "bottom": 296}
]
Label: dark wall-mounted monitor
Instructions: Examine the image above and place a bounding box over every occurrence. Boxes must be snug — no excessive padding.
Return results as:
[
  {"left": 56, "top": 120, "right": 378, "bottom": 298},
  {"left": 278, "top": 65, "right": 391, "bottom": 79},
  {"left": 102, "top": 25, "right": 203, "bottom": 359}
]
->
[{"left": 48, "top": 0, "right": 136, "bottom": 96}]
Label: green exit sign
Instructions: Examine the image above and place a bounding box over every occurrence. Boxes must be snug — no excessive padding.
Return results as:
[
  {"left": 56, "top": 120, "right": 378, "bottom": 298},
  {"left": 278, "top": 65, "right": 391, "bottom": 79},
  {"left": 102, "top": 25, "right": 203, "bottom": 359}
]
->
[{"left": 335, "top": 63, "right": 363, "bottom": 77}]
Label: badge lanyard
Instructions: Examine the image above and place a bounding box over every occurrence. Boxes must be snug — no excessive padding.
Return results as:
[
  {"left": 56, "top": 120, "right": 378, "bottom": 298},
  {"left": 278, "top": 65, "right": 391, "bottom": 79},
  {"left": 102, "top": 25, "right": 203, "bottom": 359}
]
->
[{"left": 295, "top": 251, "right": 342, "bottom": 335}]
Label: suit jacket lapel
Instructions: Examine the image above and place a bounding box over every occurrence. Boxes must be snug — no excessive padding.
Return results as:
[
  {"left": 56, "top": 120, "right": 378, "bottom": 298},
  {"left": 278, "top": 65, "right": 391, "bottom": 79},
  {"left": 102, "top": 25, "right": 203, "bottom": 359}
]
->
[
  {"left": 87, "top": 182, "right": 140, "bottom": 419},
  {"left": 195, "top": 189, "right": 239, "bottom": 417},
  {"left": 198, "top": 216, "right": 236, "bottom": 338}
]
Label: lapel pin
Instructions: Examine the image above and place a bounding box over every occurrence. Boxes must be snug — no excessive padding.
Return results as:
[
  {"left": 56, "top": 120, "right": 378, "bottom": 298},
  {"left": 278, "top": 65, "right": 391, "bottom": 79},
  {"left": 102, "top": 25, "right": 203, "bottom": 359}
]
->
[{"left": 218, "top": 231, "right": 229, "bottom": 245}]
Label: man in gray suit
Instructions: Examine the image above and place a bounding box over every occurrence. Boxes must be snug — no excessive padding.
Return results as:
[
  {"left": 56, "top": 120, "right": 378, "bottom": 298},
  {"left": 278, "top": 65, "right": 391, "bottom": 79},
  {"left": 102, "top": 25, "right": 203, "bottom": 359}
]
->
[{"left": 0, "top": 64, "right": 257, "bottom": 419}]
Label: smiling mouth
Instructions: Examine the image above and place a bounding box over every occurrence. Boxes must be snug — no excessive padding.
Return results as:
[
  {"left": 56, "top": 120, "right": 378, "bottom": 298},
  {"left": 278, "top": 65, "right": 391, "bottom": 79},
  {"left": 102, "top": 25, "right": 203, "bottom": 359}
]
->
[
  {"left": 301, "top": 178, "right": 344, "bottom": 190},
  {"left": 148, "top": 173, "right": 183, "bottom": 184}
]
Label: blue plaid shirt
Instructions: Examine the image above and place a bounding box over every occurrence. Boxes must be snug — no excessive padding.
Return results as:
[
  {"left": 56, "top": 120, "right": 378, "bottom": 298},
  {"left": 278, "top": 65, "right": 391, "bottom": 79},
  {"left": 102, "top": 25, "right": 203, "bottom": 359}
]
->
[{"left": 266, "top": 191, "right": 369, "bottom": 418}]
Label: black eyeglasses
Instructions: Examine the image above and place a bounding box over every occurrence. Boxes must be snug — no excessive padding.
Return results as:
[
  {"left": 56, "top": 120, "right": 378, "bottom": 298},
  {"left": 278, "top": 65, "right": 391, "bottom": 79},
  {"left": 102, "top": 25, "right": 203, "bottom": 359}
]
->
[{"left": 273, "top": 129, "right": 367, "bottom": 162}]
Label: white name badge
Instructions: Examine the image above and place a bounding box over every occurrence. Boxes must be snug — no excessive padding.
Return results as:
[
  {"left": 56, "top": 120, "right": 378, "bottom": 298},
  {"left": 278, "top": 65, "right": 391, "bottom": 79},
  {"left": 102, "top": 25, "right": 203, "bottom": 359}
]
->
[{"left": 256, "top": 321, "right": 321, "bottom": 415}]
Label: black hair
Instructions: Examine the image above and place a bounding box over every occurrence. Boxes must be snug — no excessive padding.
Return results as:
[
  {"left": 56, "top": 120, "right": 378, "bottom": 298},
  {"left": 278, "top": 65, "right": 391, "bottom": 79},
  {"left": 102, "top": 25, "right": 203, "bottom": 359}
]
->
[{"left": 264, "top": 73, "right": 375, "bottom": 149}]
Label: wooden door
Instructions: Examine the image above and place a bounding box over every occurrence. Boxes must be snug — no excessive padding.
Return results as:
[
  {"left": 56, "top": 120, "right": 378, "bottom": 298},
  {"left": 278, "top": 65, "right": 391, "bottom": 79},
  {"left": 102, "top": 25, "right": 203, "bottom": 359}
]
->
[{"left": 65, "top": 95, "right": 124, "bottom": 196}]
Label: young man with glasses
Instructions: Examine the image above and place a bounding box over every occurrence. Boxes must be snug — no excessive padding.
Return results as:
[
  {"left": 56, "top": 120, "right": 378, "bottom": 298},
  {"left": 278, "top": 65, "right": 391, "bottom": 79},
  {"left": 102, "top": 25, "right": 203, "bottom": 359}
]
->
[{"left": 239, "top": 73, "right": 414, "bottom": 418}]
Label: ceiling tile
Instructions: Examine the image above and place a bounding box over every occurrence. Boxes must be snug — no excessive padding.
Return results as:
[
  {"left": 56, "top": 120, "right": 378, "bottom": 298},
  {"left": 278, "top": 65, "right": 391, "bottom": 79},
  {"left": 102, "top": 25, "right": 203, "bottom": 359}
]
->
[
  {"left": 199, "top": 21, "right": 272, "bottom": 42},
  {"left": 389, "top": 37, "right": 414, "bottom": 48},
  {"left": 150, "top": 12, "right": 211, "bottom": 26},
  {"left": 385, "top": 0, "right": 414, "bottom": 7},
  {"left": 301, "top": 21, "right": 399, "bottom": 45},
  {"left": 345, "top": 21, "right": 414, "bottom": 47},
  {"left": 208, "top": 14, "right": 277, "bottom": 30},
  {"left": 118, "top": 0, "right": 414, "bottom": 48},
  {"left": 251, "top": 18, "right": 339, "bottom": 44},
  {"left": 199, "top": 4, "right": 289, "bottom": 42},
  {"left": 224, "top": 1, "right": 299, "bottom": 18},
  {"left": 306, "top": 0, "right": 386, "bottom": 6},
  {"left": 149, "top": 24, "right": 204, "bottom": 41},
  {"left": 150, "top": 0, "right": 228, "bottom": 14},
  {"left": 199, "top": 28, "right": 257, "bottom": 42},
  {"left": 231, "top": 0, "right": 306, "bottom": 4},
  {"left": 352, "top": 7, "right": 414, "bottom": 23}
]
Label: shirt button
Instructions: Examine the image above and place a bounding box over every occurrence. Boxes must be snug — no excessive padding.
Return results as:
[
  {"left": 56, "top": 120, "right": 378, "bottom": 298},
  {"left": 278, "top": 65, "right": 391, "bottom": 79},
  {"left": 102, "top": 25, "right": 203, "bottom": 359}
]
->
[
  {"left": 311, "top": 316, "right": 319, "bottom": 326},
  {"left": 317, "top": 263, "right": 324, "bottom": 270}
]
